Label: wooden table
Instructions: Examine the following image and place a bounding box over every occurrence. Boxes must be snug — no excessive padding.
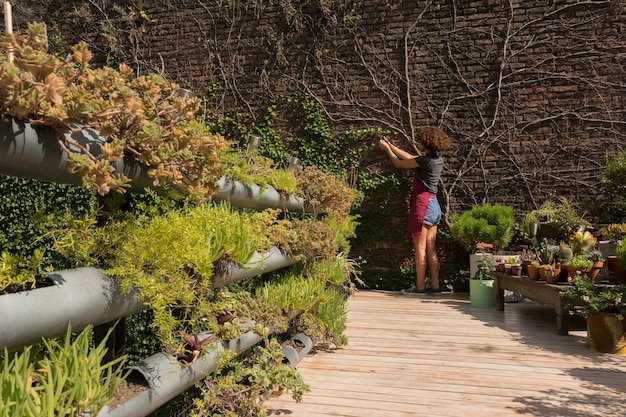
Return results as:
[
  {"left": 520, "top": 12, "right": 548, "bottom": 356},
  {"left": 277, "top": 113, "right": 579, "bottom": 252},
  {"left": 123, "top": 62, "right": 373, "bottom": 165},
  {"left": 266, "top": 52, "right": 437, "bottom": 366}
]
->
[{"left": 494, "top": 272, "right": 572, "bottom": 335}]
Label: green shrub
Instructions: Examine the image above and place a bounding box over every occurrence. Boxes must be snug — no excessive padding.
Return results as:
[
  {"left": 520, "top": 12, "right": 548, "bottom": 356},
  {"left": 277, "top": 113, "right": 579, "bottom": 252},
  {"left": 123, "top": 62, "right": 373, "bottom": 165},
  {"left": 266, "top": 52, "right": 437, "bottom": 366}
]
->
[
  {"left": 600, "top": 150, "right": 626, "bottom": 222},
  {"left": 450, "top": 203, "right": 515, "bottom": 252}
]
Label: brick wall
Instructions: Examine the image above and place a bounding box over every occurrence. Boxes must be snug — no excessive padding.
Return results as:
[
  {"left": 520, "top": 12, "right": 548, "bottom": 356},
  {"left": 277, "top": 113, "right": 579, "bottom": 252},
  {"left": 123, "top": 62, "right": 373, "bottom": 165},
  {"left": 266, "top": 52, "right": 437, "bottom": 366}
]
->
[{"left": 12, "top": 0, "right": 626, "bottom": 282}]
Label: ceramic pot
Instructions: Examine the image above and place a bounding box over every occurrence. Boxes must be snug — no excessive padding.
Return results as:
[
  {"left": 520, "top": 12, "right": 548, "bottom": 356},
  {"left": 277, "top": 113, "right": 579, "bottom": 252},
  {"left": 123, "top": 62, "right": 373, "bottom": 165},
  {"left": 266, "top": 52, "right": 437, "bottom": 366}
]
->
[
  {"left": 586, "top": 312, "right": 626, "bottom": 354},
  {"left": 608, "top": 256, "right": 626, "bottom": 284},
  {"left": 469, "top": 279, "right": 495, "bottom": 308}
]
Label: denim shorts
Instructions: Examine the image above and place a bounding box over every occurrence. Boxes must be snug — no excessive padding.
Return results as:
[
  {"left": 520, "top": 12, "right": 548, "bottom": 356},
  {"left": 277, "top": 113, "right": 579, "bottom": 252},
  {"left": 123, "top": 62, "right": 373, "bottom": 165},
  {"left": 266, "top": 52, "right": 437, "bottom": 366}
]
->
[{"left": 423, "top": 196, "right": 442, "bottom": 226}]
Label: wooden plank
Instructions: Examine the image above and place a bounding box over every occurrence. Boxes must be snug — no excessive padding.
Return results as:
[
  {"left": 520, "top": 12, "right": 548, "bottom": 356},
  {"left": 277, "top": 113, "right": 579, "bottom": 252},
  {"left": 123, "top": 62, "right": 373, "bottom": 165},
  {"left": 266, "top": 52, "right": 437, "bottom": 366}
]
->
[{"left": 264, "top": 290, "right": 626, "bottom": 417}]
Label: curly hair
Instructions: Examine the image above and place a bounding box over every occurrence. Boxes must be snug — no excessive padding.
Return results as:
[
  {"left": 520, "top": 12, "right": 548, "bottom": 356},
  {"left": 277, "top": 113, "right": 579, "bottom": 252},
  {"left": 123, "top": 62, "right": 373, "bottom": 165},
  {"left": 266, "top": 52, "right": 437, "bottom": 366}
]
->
[{"left": 416, "top": 126, "right": 451, "bottom": 152}]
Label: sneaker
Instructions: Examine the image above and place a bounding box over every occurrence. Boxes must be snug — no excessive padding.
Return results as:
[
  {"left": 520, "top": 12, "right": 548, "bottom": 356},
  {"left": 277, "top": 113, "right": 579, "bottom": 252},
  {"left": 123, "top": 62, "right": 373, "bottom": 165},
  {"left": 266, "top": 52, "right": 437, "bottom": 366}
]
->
[
  {"left": 429, "top": 287, "right": 443, "bottom": 295},
  {"left": 403, "top": 285, "right": 428, "bottom": 294}
]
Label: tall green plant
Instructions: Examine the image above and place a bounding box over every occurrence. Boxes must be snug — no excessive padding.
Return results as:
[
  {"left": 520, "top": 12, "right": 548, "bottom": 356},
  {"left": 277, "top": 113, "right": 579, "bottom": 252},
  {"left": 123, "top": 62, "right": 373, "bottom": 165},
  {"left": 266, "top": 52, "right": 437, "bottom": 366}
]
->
[{"left": 0, "top": 325, "right": 128, "bottom": 417}]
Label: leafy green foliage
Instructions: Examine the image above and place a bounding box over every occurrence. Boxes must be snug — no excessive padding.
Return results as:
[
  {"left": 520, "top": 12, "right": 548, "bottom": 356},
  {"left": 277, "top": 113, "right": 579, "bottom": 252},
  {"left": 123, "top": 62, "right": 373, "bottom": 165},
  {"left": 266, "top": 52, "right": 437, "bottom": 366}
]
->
[
  {"left": 568, "top": 255, "right": 594, "bottom": 269},
  {"left": 563, "top": 276, "right": 626, "bottom": 318},
  {"left": 284, "top": 95, "right": 380, "bottom": 177},
  {"left": 450, "top": 203, "right": 515, "bottom": 252},
  {"left": 257, "top": 268, "right": 333, "bottom": 314},
  {"left": 219, "top": 149, "right": 298, "bottom": 195},
  {"left": 600, "top": 150, "right": 626, "bottom": 222},
  {"left": 0, "top": 250, "right": 46, "bottom": 294},
  {"left": 599, "top": 223, "right": 626, "bottom": 242},
  {"left": 315, "top": 289, "right": 349, "bottom": 346},
  {"left": 0, "top": 325, "right": 128, "bottom": 417},
  {"left": 104, "top": 203, "right": 266, "bottom": 353},
  {"left": 191, "top": 338, "right": 310, "bottom": 417},
  {"left": 124, "top": 311, "right": 162, "bottom": 364},
  {"left": 0, "top": 175, "right": 98, "bottom": 263},
  {"left": 616, "top": 240, "right": 626, "bottom": 270}
]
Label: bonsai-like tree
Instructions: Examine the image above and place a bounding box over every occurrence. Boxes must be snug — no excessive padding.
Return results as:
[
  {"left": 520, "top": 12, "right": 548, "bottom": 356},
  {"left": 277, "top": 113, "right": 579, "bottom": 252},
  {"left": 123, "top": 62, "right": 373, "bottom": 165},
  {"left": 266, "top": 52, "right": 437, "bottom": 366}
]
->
[{"left": 450, "top": 203, "right": 515, "bottom": 253}]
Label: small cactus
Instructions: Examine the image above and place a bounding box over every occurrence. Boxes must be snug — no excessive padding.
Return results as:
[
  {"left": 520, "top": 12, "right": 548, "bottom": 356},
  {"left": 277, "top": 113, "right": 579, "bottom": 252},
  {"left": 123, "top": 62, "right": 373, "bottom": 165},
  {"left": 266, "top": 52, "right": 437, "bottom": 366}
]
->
[{"left": 558, "top": 246, "right": 573, "bottom": 262}]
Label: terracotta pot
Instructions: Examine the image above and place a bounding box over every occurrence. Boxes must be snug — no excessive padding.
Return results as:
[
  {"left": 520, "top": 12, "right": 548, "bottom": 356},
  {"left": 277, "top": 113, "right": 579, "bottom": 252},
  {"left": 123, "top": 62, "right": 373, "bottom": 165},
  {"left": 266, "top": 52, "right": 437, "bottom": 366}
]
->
[
  {"left": 542, "top": 268, "right": 561, "bottom": 284},
  {"left": 510, "top": 264, "right": 522, "bottom": 277},
  {"left": 527, "top": 264, "right": 540, "bottom": 280},
  {"left": 565, "top": 265, "right": 592, "bottom": 280},
  {"left": 588, "top": 261, "right": 604, "bottom": 282}
]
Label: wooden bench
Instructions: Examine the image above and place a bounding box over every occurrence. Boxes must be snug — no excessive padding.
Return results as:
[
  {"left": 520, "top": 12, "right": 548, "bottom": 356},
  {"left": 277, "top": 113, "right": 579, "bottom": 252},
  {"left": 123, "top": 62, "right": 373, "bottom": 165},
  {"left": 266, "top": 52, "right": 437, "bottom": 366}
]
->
[{"left": 494, "top": 272, "right": 572, "bottom": 335}]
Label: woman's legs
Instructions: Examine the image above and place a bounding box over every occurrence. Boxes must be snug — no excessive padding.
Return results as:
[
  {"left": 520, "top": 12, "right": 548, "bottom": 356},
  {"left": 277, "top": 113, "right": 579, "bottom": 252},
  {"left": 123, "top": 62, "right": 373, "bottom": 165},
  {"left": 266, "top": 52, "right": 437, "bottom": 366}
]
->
[{"left": 413, "top": 224, "right": 440, "bottom": 290}]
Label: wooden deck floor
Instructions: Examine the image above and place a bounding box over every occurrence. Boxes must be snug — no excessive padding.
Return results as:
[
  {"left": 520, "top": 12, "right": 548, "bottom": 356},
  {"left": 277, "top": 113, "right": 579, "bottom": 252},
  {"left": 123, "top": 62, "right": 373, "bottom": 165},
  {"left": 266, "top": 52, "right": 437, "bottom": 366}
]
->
[{"left": 264, "top": 290, "right": 626, "bottom": 417}]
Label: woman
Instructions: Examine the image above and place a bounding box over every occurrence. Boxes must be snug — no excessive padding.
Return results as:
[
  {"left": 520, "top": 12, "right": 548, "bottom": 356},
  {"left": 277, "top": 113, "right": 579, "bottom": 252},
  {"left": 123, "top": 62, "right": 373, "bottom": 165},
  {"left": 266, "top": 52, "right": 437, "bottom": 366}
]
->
[{"left": 379, "top": 127, "right": 451, "bottom": 294}]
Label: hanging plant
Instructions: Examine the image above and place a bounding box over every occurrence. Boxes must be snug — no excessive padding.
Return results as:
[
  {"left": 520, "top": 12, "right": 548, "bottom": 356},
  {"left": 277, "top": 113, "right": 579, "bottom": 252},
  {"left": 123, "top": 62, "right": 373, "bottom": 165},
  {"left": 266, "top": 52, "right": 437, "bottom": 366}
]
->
[{"left": 0, "top": 22, "right": 226, "bottom": 200}]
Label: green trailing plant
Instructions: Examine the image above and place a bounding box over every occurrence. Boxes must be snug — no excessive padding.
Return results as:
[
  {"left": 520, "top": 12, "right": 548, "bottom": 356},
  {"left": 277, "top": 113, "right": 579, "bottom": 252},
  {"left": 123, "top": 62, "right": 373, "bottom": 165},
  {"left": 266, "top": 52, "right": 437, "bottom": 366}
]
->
[
  {"left": 0, "top": 22, "right": 226, "bottom": 200},
  {"left": 563, "top": 276, "right": 626, "bottom": 318},
  {"left": 191, "top": 338, "right": 310, "bottom": 417},
  {"left": 104, "top": 203, "right": 271, "bottom": 353},
  {"left": 0, "top": 250, "right": 47, "bottom": 294},
  {"left": 450, "top": 203, "right": 515, "bottom": 252},
  {"left": 306, "top": 251, "right": 363, "bottom": 291},
  {"left": 0, "top": 324, "right": 128, "bottom": 417},
  {"left": 219, "top": 149, "right": 298, "bottom": 196},
  {"left": 315, "top": 289, "right": 349, "bottom": 347},
  {"left": 257, "top": 269, "right": 333, "bottom": 315}
]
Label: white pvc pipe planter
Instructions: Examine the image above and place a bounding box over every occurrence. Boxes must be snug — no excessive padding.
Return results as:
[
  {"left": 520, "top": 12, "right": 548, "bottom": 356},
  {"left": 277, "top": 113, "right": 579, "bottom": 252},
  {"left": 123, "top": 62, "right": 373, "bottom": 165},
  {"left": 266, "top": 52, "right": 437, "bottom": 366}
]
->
[
  {"left": 0, "top": 267, "right": 145, "bottom": 351},
  {"left": 0, "top": 117, "right": 315, "bottom": 213},
  {"left": 281, "top": 332, "right": 314, "bottom": 369},
  {"left": 97, "top": 327, "right": 265, "bottom": 417},
  {"left": 0, "top": 116, "right": 317, "bottom": 416},
  {"left": 0, "top": 248, "right": 297, "bottom": 352},
  {"left": 0, "top": 116, "right": 155, "bottom": 190}
]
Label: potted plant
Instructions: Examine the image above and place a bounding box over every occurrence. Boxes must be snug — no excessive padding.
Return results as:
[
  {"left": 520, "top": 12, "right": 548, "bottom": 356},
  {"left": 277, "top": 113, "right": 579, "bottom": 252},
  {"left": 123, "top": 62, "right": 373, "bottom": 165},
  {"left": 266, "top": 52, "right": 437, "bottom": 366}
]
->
[
  {"left": 539, "top": 263, "right": 561, "bottom": 284},
  {"left": 565, "top": 255, "right": 594, "bottom": 280},
  {"left": 570, "top": 230, "right": 597, "bottom": 256},
  {"left": 469, "top": 253, "right": 496, "bottom": 308},
  {"left": 563, "top": 276, "right": 626, "bottom": 354},
  {"left": 521, "top": 198, "right": 590, "bottom": 242},
  {"left": 527, "top": 260, "right": 541, "bottom": 281},
  {"left": 450, "top": 203, "right": 515, "bottom": 279},
  {"left": 587, "top": 250, "right": 606, "bottom": 282}
]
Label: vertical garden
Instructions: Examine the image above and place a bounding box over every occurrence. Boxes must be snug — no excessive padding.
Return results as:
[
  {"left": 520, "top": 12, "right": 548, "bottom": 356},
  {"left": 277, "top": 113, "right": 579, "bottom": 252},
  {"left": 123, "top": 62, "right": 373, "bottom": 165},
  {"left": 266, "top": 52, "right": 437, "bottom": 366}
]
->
[{"left": 0, "top": 22, "right": 364, "bottom": 416}]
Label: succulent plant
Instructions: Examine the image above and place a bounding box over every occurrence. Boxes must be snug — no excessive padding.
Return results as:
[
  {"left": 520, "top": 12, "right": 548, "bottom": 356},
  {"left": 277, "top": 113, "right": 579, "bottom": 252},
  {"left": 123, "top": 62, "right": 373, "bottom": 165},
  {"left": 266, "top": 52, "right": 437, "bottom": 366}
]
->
[
  {"left": 0, "top": 22, "right": 226, "bottom": 200},
  {"left": 558, "top": 246, "right": 573, "bottom": 263}
]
